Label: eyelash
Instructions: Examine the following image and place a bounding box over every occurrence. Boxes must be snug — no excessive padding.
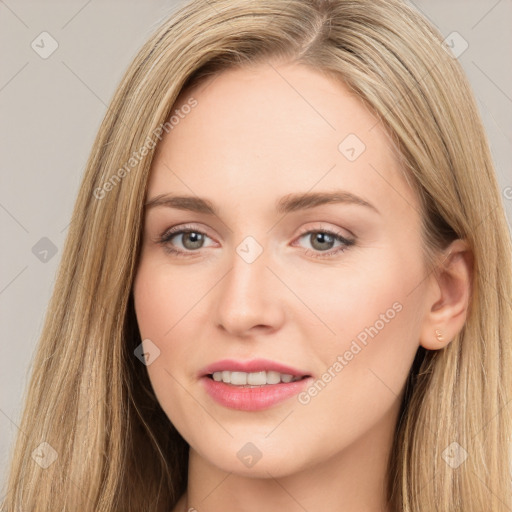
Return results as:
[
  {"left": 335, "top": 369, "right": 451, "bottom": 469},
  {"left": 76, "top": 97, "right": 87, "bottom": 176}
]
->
[{"left": 156, "top": 223, "right": 355, "bottom": 259}]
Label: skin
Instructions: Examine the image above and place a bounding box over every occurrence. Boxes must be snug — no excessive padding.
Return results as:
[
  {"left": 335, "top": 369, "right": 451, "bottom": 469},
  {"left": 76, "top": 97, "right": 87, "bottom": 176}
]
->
[{"left": 132, "top": 61, "right": 472, "bottom": 512}]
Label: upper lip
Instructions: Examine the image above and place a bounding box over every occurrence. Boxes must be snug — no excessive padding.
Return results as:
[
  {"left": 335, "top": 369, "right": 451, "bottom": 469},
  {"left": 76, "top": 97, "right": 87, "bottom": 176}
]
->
[{"left": 199, "top": 358, "right": 310, "bottom": 378}]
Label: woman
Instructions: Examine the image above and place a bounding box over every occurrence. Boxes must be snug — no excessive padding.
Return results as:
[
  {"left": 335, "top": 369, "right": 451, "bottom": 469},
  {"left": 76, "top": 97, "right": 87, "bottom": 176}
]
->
[{"left": 2, "top": 0, "right": 511, "bottom": 510}]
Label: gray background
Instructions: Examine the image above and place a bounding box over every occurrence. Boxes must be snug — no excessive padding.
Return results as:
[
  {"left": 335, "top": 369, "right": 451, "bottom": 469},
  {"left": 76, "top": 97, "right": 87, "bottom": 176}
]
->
[{"left": 1, "top": 0, "right": 511, "bottom": 496}]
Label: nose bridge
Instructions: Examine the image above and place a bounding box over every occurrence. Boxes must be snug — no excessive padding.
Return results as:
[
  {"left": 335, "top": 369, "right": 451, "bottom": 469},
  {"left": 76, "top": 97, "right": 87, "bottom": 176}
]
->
[
  {"left": 214, "top": 234, "right": 283, "bottom": 335},
  {"left": 223, "top": 235, "right": 270, "bottom": 308}
]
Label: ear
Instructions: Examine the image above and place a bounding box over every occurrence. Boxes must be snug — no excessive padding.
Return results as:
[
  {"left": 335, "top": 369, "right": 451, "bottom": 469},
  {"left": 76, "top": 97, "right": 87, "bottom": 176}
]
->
[{"left": 419, "top": 239, "right": 473, "bottom": 350}]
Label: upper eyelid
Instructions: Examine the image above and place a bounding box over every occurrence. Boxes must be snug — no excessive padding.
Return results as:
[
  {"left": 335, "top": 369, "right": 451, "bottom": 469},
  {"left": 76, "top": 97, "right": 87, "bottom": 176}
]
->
[
  {"left": 159, "top": 224, "right": 217, "bottom": 242},
  {"left": 296, "top": 223, "right": 354, "bottom": 240},
  {"left": 159, "top": 222, "right": 353, "bottom": 240}
]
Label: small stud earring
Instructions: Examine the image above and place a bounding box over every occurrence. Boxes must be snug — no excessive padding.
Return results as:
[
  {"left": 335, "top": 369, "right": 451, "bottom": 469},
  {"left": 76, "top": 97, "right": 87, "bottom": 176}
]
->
[{"left": 435, "top": 329, "right": 444, "bottom": 342}]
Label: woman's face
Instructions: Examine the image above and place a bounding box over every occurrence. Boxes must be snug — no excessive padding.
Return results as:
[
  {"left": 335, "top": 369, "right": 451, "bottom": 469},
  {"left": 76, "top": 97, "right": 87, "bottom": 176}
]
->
[{"left": 133, "top": 62, "right": 431, "bottom": 477}]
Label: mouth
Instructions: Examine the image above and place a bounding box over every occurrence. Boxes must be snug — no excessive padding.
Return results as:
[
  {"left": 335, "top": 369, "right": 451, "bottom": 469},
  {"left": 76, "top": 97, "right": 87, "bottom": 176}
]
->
[
  {"left": 199, "top": 358, "right": 312, "bottom": 386},
  {"left": 205, "top": 370, "right": 310, "bottom": 387},
  {"left": 201, "top": 370, "right": 313, "bottom": 411},
  {"left": 199, "top": 358, "right": 312, "bottom": 410}
]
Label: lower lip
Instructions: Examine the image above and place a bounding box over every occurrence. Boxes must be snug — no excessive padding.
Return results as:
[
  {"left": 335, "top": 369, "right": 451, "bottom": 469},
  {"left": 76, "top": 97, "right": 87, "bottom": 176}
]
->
[{"left": 201, "top": 376, "right": 312, "bottom": 411}]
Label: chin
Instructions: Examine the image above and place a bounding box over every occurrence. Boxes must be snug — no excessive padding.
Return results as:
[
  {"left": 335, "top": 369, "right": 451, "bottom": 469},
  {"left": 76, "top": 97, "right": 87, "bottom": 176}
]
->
[{"left": 192, "top": 435, "right": 312, "bottom": 478}]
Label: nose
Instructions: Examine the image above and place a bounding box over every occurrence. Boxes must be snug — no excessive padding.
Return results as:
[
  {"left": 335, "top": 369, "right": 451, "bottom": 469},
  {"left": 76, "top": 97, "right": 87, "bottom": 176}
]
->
[{"left": 213, "top": 240, "right": 286, "bottom": 338}]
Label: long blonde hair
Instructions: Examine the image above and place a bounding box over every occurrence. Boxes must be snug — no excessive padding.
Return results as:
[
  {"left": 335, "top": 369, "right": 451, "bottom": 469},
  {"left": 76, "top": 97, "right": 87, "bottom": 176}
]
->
[{"left": 2, "top": 0, "right": 511, "bottom": 510}]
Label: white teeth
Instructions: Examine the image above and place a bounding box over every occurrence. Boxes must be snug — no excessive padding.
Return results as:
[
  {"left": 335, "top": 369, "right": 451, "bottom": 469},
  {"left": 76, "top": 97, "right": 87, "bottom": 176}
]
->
[
  {"left": 230, "top": 371, "right": 247, "bottom": 385},
  {"left": 210, "top": 370, "right": 304, "bottom": 386},
  {"left": 266, "top": 371, "right": 281, "bottom": 384},
  {"left": 247, "top": 371, "right": 266, "bottom": 385}
]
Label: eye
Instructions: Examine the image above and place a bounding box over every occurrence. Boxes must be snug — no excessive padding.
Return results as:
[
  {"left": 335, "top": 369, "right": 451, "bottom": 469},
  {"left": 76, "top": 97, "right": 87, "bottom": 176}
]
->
[
  {"left": 293, "top": 227, "right": 355, "bottom": 259},
  {"left": 156, "top": 224, "right": 215, "bottom": 257}
]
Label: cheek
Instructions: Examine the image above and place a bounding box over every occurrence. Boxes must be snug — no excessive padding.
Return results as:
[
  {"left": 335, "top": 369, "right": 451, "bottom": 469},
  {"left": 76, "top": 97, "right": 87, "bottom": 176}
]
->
[
  {"left": 133, "top": 258, "right": 205, "bottom": 339},
  {"left": 292, "top": 244, "right": 423, "bottom": 400},
  {"left": 287, "top": 241, "right": 425, "bottom": 354},
  {"left": 132, "top": 263, "right": 203, "bottom": 444},
  {"left": 294, "top": 247, "right": 425, "bottom": 431}
]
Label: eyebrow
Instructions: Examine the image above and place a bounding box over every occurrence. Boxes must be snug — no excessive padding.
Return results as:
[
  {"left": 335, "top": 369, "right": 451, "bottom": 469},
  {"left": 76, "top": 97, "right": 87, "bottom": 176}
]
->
[{"left": 144, "top": 190, "right": 379, "bottom": 215}]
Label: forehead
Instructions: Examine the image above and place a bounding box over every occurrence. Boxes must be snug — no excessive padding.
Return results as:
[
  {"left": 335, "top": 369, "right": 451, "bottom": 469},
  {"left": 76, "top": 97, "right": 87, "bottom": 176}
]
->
[{"left": 147, "top": 62, "right": 418, "bottom": 220}]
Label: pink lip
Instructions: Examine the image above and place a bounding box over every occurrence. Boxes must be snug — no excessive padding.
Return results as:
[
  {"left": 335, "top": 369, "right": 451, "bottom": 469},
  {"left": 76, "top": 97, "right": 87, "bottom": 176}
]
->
[
  {"left": 199, "top": 358, "right": 312, "bottom": 411},
  {"left": 199, "top": 358, "right": 309, "bottom": 378},
  {"left": 201, "top": 376, "right": 313, "bottom": 411}
]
